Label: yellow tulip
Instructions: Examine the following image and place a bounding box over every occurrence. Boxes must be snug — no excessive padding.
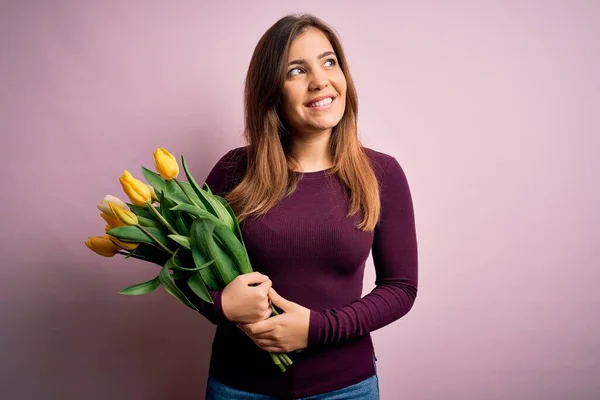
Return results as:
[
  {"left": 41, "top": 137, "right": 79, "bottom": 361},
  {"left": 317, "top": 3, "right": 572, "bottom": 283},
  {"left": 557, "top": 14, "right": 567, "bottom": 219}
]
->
[
  {"left": 109, "top": 203, "right": 138, "bottom": 226},
  {"left": 119, "top": 170, "right": 152, "bottom": 206},
  {"left": 100, "top": 212, "right": 124, "bottom": 230},
  {"left": 85, "top": 235, "right": 119, "bottom": 257},
  {"left": 108, "top": 235, "right": 139, "bottom": 251},
  {"left": 153, "top": 148, "right": 179, "bottom": 180},
  {"left": 97, "top": 195, "right": 128, "bottom": 216}
]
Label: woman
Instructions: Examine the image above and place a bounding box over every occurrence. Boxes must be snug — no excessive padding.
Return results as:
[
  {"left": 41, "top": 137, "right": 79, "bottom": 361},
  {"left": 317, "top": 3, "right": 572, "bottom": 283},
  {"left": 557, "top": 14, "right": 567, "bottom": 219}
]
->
[{"left": 197, "top": 13, "right": 418, "bottom": 400}]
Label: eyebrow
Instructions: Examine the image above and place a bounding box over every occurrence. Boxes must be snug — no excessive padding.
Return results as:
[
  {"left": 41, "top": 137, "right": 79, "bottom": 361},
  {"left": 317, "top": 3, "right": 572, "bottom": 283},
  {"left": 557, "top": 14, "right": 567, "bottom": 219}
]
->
[{"left": 288, "top": 51, "right": 336, "bottom": 67}]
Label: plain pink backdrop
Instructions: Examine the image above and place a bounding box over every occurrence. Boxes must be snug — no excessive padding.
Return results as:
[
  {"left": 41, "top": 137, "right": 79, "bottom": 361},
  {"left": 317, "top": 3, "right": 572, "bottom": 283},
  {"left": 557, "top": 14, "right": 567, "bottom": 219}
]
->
[{"left": 1, "top": 1, "right": 599, "bottom": 399}]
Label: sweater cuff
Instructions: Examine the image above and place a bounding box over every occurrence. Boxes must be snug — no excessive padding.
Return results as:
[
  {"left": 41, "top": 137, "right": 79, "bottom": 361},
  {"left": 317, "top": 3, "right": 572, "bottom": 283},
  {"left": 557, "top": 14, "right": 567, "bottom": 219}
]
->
[
  {"left": 210, "top": 289, "right": 232, "bottom": 325},
  {"left": 307, "top": 310, "right": 324, "bottom": 347}
]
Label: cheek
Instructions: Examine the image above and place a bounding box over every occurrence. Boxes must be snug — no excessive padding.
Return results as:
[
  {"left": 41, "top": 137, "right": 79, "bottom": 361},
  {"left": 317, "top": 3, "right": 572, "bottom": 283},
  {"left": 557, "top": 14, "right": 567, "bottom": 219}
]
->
[
  {"left": 335, "top": 77, "right": 347, "bottom": 97},
  {"left": 282, "top": 90, "right": 304, "bottom": 116},
  {"left": 283, "top": 101, "right": 303, "bottom": 124}
]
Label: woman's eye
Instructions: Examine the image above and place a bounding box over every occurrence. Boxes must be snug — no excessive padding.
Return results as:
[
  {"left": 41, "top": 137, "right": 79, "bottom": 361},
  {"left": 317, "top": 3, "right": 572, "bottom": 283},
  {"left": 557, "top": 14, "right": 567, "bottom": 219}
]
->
[
  {"left": 325, "top": 58, "right": 337, "bottom": 67},
  {"left": 288, "top": 67, "right": 302, "bottom": 77}
]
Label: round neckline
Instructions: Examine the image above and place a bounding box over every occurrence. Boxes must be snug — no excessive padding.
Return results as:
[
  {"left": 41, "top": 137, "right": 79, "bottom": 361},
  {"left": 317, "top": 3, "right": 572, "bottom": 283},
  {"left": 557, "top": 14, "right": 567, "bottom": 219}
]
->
[{"left": 292, "top": 167, "right": 334, "bottom": 180}]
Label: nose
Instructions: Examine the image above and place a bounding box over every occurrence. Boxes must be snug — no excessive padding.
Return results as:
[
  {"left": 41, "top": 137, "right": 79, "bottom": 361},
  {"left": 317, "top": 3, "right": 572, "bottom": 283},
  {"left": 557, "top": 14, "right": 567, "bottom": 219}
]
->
[{"left": 308, "top": 70, "right": 329, "bottom": 91}]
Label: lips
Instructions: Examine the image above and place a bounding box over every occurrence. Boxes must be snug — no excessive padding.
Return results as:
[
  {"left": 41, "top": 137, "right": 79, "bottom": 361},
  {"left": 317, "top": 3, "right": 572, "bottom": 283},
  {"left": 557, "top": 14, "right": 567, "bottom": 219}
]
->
[
  {"left": 305, "top": 95, "right": 337, "bottom": 108},
  {"left": 305, "top": 96, "right": 335, "bottom": 108}
]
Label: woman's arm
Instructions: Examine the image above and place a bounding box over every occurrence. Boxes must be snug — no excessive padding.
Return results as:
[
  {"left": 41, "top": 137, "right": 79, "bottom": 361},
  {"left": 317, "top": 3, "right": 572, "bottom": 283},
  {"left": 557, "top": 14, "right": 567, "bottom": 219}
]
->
[{"left": 307, "top": 156, "right": 419, "bottom": 346}]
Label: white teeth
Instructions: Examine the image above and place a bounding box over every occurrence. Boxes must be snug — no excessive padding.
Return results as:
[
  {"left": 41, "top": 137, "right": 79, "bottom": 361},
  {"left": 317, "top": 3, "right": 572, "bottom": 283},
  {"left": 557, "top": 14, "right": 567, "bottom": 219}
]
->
[{"left": 308, "top": 97, "right": 333, "bottom": 107}]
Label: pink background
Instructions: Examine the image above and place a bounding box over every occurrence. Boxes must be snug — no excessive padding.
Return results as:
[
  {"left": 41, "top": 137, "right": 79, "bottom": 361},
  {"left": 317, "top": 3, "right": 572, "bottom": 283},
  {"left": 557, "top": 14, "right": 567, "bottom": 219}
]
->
[{"left": 2, "top": 1, "right": 599, "bottom": 399}]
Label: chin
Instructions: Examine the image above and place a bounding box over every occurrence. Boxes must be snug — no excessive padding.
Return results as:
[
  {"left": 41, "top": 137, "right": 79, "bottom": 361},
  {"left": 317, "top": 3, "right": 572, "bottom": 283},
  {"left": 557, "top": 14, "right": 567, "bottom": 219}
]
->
[{"left": 312, "top": 116, "right": 343, "bottom": 130}]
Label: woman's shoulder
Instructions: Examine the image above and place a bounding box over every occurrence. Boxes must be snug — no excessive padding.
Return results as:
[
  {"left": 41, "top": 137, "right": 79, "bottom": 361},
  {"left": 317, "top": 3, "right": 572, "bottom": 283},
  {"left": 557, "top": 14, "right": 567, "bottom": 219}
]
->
[
  {"left": 204, "top": 146, "right": 249, "bottom": 196},
  {"left": 215, "top": 145, "right": 249, "bottom": 166},
  {"left": 361, "top": 146, "right": 400, "bottom": 179}
]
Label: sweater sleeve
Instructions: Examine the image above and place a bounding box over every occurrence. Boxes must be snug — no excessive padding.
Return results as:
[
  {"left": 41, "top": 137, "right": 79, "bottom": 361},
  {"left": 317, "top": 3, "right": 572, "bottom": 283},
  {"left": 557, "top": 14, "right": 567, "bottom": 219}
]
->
[
  {"left": 307, "top": 156, "right": 419, "bottom": 346},
  {"left": 174, "top": 149, "right": 239, "bottom": 326}
]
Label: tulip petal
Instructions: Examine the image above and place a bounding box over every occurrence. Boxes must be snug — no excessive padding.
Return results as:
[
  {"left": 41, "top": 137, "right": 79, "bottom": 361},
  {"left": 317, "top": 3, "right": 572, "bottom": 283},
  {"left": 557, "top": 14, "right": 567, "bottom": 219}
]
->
[
  {"left": 85, "top": 235, "right": 119, "bottom": 257},
  {"left": 108, "top": 235, "right": 139, "bottom": 250},
  {"left": 100, "top": 212, "right": 124, "bottom": 230},
  {"left": 153, "top": 148, "right": 179, "bottom": 180},
  {"left": 120, "top": 170, "right": 152, "bottom": 207},
  {"left": 109, "top": 203, "right": 138, "bottom": 226},
  {"left": 98, "top": 195, "right": 128, "bottom": 216}
]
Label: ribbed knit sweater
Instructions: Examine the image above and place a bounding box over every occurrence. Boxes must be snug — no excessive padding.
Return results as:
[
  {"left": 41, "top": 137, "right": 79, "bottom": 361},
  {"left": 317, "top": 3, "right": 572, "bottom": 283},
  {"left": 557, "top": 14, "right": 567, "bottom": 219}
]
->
[{"left": 193, "top": 145, "right": 418, "bottom": 399}]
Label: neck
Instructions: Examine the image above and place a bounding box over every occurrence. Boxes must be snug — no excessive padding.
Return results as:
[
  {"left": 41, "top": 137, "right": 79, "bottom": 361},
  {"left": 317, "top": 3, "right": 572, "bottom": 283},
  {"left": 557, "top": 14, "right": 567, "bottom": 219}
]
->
[{"left": 288, "top": 130, "right": 333, "bottom": 172}]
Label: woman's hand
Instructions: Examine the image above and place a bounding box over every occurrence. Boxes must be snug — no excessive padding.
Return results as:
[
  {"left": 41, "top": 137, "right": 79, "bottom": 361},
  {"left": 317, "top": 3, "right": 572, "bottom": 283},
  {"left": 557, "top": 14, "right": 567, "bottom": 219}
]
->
[
  {"left": 237, "top": 288, "right": 310, "bottom": 353},
  {"left": 221, "top": 272, "right": 273, "bottom": 324}
]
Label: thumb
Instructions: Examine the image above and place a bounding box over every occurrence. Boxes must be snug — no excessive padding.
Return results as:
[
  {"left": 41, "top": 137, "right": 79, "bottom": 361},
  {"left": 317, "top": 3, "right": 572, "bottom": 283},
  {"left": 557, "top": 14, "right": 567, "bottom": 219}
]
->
[{"left": 269, "top": 288, "right": 293, "bottom": 311}]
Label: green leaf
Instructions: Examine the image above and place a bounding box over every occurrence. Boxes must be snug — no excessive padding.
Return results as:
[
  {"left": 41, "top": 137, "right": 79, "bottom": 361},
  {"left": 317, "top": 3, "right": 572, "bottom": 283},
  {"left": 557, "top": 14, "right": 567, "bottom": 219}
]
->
[
  {"left": 142, "top": 167, "right": 165, "bottom": 194},
  {"left": 191, "top": 244, "right": 220, "bottom": 290},
  {"left": 214, "top": 194, "right": 245, "bottom": 248},
  {"left": 127, "top": 203, "right": 153, "bottom": 219},
  {"left": 170, "top": 269, "right": 184, "bottom": 281},
  {"left": 170, "top": 203, "right": 224, "bottom": 226},
  {"left": 137, "top": 216, "right": 162, "bottom": 228},
  {"left": 129, "top": 243, "right": 170, "bottom": 266},
  {"left": 187, "top": 272, "right": 213, "bottom": 304},
  {"left": 119, "top": 275, "right": 161, "bottom": 295},
  {"left": 171, "top": 258, "right": 215, "bottom": 272},
  {"left": 168, "top": 234, "right": 191, "bottom": 249},
  {"left": 179, "top": 181, "right": 205, "bottom": 207},
  {"left": 175, "top": 216, "right": 190, "bottom": 236},
  {"left": 159, "top": 256, "right": 198, "bottom": 311},
  {"left": 181, "top": 155, "right": 235, "bottom": 230},
  {"left": 189, "top": 219, "right": 222, "bottom": 291},
  {"left": 190, "top": 218, "right": 239, "bottom": 286},
  {"left": 163, "top": 179, "right": 190, "bottom": 205},
  {"left": 213, "top": 223, "right": 253, "bottom": 274},
  {"left": 210, "top": 234, "right": 239, "bottom": 285},
  {"left": 168, "top": 179, "right": 205, "bottom": 208},
  {"left": 158, "top": 188, "right": 178, "bottom": 231},
  {"left": 161, "top": 247, "right": 211, "bottom": 271},
  {"left": 107, "top": 226, "right": 170, "bottom": 250}
]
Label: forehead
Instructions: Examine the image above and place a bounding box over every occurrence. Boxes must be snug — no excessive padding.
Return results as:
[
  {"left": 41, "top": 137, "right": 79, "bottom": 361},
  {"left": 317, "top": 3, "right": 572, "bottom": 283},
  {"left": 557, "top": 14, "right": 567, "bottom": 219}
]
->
[{"left": 287, "top": 27, "right": 334, "bottom": 60}]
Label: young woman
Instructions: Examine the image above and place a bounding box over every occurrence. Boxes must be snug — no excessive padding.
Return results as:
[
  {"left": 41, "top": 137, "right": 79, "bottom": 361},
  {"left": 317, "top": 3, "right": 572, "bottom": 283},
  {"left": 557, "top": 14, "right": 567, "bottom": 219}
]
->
[{"left": 196, "top": 13, "right": 418, "bottom": 400}]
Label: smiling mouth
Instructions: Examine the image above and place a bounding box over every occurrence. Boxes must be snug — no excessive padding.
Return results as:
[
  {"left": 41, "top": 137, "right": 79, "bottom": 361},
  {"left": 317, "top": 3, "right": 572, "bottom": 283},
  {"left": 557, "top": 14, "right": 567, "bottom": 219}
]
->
[{"left": 305, "top": 97, "right": 335, "bottom": 109}]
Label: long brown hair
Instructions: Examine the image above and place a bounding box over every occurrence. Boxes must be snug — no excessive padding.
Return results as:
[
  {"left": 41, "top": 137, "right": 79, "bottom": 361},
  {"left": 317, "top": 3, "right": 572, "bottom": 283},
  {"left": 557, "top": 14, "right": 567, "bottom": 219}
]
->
[{"left": 225, "top": 13, "right": 381, "bottom": 231}]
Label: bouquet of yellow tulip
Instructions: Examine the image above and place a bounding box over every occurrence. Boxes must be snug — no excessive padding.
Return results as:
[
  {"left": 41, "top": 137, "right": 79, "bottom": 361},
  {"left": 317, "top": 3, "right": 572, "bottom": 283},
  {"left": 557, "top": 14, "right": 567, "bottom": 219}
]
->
[{"left": 85, "top": 148, "right": 293, "bottom": 372}]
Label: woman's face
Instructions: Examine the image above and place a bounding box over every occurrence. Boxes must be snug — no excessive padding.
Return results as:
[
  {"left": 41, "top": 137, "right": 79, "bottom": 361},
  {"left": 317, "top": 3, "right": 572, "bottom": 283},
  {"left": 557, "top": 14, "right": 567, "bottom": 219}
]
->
[{"left": 280, "top": 27, "right": 347, "bottom": 137}]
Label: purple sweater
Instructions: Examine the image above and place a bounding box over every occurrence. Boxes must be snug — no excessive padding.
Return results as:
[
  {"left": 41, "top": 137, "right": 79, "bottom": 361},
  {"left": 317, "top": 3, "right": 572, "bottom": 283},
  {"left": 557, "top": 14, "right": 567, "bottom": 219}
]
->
[{"left": 195, "top": 146, "right": 418, "bottom": 399}]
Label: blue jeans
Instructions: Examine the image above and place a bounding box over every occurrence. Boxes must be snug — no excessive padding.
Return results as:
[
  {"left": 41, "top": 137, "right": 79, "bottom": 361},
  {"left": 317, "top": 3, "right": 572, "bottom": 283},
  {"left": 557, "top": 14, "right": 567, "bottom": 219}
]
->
[{"left": 206, "top": 357, "right": 379, "bottom": 400}]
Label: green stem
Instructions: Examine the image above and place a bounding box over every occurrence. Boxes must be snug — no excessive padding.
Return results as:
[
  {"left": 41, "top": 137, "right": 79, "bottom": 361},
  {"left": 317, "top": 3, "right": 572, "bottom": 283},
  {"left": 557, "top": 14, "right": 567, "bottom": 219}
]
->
[
  {"left": 136, "top": 224, "right": 174, "bottom": 255},
  {"left": 145, "top": 201, "right": 178, "bottom": 235},
  {"left": 280, "top": 353, "right": 293, "bottom": 366},
  {"left": 174, "top": 178, "right": 200, "bottom": 208},
  {"left": 277, "top": 354, "right": 287, "bottom": 367},
  {"left": 117, "top": 251, "right": 153, "bottom": 262},
  {"left": 269, "top": 352, "right": 285, "bottom": 373},
  {"left": 277, "top": 353, "right": 289, "bottom": 366}
]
